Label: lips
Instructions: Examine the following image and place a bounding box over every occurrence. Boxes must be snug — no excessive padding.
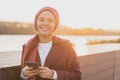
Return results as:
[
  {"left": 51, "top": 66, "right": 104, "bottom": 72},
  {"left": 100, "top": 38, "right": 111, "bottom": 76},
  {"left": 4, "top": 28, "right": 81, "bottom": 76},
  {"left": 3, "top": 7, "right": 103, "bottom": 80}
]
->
[
  {"left": 39, "top": 25, "right": 50, "bottom": 31},
  {"left": 38, "top": 24, "right": 50, "bottom": 31},
  {"left": 40, "top": 27, "right": 50, "bottom": 31}
]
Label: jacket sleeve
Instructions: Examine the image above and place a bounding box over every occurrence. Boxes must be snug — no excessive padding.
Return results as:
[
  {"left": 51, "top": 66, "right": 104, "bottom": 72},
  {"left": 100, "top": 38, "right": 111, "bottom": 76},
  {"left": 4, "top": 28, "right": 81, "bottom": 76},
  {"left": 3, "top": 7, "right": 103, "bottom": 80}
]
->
[
  {"left": 21, "top": 44, "right": 26, "bottom": 68},
  {"left": 56, "top": 41, "right": 81, "bottom": 80}
]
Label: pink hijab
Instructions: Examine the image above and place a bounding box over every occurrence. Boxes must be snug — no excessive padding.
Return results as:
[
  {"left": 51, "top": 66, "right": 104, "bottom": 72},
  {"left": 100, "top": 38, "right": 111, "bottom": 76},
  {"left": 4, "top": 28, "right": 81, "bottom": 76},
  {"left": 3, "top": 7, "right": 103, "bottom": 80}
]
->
[{"left": 34, "top": 7, "right": 59, "bottom": 31}]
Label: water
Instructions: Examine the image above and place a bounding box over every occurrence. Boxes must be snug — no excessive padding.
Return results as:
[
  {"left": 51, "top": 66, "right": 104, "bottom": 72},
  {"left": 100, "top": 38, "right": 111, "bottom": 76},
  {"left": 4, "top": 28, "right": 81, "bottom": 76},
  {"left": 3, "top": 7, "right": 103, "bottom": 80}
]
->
[{"left": 0, "top": 35, "right": 120, "bottom": 56}]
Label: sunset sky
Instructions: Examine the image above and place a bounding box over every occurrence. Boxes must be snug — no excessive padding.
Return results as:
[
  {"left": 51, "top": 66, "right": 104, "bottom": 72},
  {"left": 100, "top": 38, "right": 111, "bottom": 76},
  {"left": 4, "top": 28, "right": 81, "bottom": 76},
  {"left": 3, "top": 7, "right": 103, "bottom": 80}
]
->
[{"left": 0, "top": 0, "right": 120, "bottom": 30}]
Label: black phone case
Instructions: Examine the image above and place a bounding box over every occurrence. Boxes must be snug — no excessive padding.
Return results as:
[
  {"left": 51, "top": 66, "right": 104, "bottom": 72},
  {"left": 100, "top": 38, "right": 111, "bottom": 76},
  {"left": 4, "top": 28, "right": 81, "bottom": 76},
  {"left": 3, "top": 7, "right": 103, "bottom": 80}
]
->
[{"left": 25, "top": 61, "right": 38, "bottom": 69}]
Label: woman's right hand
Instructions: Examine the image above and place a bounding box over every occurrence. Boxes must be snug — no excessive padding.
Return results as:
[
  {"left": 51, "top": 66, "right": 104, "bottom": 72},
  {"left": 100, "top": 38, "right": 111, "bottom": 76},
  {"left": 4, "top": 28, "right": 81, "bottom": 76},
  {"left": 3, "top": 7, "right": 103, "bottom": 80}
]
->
[{"left": 21, "top": 66, "right": 39, "bottom": 78}]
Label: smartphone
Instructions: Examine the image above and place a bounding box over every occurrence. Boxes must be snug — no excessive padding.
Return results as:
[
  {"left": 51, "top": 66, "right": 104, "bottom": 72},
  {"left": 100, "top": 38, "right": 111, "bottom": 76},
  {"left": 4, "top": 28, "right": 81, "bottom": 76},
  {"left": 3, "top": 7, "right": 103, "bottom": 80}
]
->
[{"left": 25, "top": 61, "right": 38, "bottom": 69}]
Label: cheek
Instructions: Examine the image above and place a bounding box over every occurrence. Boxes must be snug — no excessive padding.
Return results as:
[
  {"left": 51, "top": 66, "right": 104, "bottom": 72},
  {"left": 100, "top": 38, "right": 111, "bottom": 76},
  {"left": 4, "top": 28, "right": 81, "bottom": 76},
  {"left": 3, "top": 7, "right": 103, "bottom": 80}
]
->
[
  {"left": 50, "top": 23, "right": 55, "bottom": 29},
  {"left": 37, "top": 21, "right": 41, "bottom": 27},
  {"left": 36, "top": 25, "right": 41, "bottom": 31}
]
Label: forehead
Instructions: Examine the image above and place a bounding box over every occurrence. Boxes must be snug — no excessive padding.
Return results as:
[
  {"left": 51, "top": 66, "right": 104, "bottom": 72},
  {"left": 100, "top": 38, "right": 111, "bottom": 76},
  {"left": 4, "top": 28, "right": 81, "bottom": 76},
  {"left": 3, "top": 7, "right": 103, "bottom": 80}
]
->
[{"left": 39, "top": 11, "right": 54, "bottom": 18}]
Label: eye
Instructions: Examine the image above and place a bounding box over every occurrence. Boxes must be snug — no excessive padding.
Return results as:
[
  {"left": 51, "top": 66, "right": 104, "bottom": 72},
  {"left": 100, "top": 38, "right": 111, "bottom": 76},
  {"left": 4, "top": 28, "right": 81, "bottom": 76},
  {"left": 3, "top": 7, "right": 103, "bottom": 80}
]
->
[
  {"left": 39, "top": 17, "right": 44, "bottom": 22},
  {"left": 47, "top": 18, "right": 53, "bottom": 23}
]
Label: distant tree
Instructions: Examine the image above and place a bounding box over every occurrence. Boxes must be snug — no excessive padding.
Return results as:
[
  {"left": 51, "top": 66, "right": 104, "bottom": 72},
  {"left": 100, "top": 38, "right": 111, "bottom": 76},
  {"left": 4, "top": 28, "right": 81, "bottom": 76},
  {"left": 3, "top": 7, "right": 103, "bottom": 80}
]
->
[{"left": 0, "top": 21, "right": 120, "bottom": 35}]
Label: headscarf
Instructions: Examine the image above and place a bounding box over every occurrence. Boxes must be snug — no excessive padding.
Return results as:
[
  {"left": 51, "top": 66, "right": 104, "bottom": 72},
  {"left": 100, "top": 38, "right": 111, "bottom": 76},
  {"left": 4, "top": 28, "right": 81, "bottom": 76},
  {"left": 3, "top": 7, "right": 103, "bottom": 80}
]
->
[{"left": 34, "top": 7, "right": 59, "bottom": 31}]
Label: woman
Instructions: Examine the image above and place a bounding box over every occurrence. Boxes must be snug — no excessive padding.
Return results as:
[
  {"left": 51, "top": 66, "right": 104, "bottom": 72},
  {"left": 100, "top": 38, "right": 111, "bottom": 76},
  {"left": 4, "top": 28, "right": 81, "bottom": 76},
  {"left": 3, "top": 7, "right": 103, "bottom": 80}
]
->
[{"left": 21, "top": 7, "right": 81, "bottom": 80}]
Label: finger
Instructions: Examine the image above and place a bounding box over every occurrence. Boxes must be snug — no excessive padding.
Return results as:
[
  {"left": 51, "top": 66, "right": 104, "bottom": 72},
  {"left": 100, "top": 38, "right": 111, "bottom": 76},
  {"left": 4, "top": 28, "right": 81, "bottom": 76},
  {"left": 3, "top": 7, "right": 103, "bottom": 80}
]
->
[
  {"left": 39, "top": 67, "right": 49, "bottom": 70},
  {"left": 38, "top": 67, "right": 45, "bottom": 70},
  {"left": 27, "top": 73, "right": 37, "bottom": 78},
  {"left": 24, "top": 66, "right": 33, "bottom": 69},
  {"left": 38, "top": 73, "right": 48, "bottom": 78},
  {"left": 25, "top": 69, "right": 39, "bottom": 75},
  {"left": 39, "top": 73, "right": 52, "bottom": 79},
  {"left": 39, "top": 69, "right": 48, "bottom": 73},
  {"left": 38, "top": 69, "right": 48, "bottom": 76},
  {"left": 27, "top": 71, "right": 39, "bottom": 77},
  {"left": 27, "top": 67, "right": 34, "bottom": 70},
  {"left": 40, "top": 75, "right": 48, "bottom": 78},
  {"left": 38, "top": 70, "right": 52, "bottom": 76},
  {"left": 31, "top": 69, "right": 39, "bottom": 73}
]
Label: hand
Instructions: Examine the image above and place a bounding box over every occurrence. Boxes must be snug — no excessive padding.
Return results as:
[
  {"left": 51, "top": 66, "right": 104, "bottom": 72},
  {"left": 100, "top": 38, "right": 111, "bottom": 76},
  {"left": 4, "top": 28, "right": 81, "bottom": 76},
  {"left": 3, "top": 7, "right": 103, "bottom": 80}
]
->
[
  {"left": 38, "top": 67, "right": 54, "bottom": 79},
  {"left": 21, "top": 66, "right": 39, "bottom": 78}
]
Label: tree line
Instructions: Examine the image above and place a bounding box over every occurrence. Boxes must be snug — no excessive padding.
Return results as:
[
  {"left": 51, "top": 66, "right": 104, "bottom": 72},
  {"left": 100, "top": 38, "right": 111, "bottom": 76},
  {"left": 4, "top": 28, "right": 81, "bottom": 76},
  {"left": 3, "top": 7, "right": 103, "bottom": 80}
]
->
[
  {"left": 0, "top": 21, "right": 120, "bottom": 35},
  {"left": 0, "top": 21, "right": 35, "bottom": 34}
]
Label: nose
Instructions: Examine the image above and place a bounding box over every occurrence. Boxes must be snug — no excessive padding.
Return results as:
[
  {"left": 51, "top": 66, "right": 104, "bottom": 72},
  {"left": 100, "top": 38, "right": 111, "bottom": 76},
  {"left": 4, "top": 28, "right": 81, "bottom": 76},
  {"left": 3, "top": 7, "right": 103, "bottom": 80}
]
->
[
  {"left": 40, "top": 20, "right": 49, "bottom": 28},
  {"left": 43, "top": 19, "right": 49, "bottom": 25},
  {"left": 37, "top": 19, "right": 49, "bottom": 27}
]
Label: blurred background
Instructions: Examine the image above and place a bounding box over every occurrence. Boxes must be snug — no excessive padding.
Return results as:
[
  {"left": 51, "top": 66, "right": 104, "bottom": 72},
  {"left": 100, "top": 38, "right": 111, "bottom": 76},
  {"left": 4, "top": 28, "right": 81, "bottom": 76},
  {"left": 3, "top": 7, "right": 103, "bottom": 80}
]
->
[{"left": 0, "top": 0, "right": 120, "bottom": 56}]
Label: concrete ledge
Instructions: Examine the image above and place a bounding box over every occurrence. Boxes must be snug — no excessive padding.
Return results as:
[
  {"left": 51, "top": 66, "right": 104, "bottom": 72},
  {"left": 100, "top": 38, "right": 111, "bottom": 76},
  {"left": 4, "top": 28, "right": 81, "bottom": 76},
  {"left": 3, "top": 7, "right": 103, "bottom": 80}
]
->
[
  {"left": 78, "top": 50, "right": 120, "bottom": 80},
  {"left": 0, "top": 66, "right": 21, "bottom": 80},
  {"left": 0, "top": 50, "right": 120, "bottom": 80}
]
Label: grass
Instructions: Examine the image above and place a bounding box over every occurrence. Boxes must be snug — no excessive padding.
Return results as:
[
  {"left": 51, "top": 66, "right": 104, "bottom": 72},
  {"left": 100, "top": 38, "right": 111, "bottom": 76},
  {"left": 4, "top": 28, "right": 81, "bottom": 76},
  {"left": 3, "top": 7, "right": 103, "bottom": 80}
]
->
[{"left": 86, "top": 38, "right": 120, "bottom": 45}]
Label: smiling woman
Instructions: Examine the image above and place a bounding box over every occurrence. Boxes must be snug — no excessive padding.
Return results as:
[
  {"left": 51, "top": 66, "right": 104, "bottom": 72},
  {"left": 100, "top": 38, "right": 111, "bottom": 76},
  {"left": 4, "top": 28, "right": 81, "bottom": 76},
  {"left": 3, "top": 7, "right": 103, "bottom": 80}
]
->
[{"left": 20, "top": 7, "right": 81, "bottom": 80}]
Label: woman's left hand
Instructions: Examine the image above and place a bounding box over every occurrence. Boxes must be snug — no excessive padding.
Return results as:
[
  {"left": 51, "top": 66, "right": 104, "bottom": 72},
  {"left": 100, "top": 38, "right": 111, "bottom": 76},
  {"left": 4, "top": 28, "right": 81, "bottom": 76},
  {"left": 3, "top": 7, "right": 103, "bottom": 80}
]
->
[{"left": 38, "top": 67, "right": 54, "bottom": 79}]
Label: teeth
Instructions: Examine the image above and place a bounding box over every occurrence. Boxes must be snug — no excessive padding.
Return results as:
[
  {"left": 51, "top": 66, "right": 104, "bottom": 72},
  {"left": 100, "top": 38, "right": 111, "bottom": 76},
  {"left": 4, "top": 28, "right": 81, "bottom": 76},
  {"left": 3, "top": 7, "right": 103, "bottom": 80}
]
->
[{"left": 41, "top": 28, "right": 49, "bottom": 31}]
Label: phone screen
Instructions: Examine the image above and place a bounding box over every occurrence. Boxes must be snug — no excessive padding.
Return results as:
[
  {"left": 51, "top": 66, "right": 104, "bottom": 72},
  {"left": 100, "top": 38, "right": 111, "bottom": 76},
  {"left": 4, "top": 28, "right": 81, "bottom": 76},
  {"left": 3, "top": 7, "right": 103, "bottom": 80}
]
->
[{"left": 25, "top": 61, "right": 38, "bottom": 69}]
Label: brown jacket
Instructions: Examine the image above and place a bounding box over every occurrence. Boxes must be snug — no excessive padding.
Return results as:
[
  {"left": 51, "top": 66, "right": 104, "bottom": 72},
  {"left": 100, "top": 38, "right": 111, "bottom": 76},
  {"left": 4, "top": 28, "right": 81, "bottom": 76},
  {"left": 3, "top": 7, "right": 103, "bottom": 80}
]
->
[{"left": 21, "top": 36, "right": 81, "bottom": 80}]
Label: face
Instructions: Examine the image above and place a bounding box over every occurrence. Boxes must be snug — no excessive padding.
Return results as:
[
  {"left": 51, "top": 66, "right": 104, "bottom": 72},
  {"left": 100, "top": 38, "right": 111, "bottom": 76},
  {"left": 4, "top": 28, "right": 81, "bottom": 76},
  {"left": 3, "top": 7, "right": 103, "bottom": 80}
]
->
[{"left": 36, "top": 11, "right": 55, "bottom": 36}]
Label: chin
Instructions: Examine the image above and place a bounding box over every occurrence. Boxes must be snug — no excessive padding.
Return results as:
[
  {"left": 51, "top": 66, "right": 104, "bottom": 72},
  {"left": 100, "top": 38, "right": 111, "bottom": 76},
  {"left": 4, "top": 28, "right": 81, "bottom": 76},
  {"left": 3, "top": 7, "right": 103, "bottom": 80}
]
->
[{"left": 39, "top": 32, "right": 52, "bottom": 36}]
